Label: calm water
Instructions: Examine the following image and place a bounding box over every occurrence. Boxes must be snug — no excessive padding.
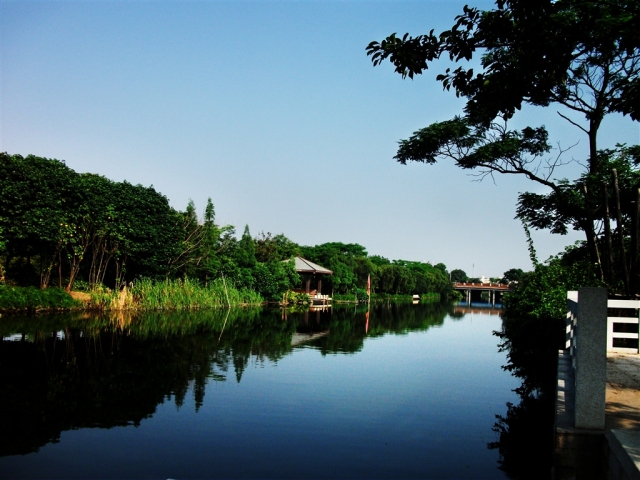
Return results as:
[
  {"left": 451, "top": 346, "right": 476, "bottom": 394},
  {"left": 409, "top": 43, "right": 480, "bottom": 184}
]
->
[{"left": 1, "top": 303, "right": 519, "bottom": 479}]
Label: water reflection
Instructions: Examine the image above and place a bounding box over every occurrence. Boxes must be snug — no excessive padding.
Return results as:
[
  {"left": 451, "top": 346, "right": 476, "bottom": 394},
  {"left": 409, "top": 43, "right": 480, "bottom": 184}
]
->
[
  {"left": 452, "top": 304, "right": 504, "bottom": 317},
  {"left": 487, "top": 309, "right": 560, "bottom": 479},
  {"left": 0, "top": 303, "right": 450, "bottom": 458}
]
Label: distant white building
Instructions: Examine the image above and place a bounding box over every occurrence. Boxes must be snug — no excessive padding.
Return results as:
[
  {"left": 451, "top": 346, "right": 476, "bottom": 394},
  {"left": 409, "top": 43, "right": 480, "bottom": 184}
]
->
[{"left": 480, "top": 275, "right": 491, "bottom": 284}]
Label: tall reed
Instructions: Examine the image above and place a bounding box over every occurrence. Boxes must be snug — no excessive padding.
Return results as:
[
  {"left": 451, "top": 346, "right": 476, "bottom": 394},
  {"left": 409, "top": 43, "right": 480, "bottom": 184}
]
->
[{"left": 89, "top": 277, "right": 263, "bottom": 311}]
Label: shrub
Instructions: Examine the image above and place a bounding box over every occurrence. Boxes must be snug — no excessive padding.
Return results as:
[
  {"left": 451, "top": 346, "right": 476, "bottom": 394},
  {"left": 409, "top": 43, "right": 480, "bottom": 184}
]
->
[{"left": 0, "top": 286, "right": 79, "bottom": 311}]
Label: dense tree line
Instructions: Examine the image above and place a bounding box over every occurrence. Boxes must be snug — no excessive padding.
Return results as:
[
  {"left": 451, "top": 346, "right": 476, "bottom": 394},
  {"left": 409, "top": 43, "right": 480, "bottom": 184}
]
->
[
  {"left": 299, "top": 242, "right": 452, "bottom": 296},
  {"left": 0, "top": 153, "right": 298, "bottom": 300},
  {"left": 0, "top": 154, "right": 453, "bottom": 300}
]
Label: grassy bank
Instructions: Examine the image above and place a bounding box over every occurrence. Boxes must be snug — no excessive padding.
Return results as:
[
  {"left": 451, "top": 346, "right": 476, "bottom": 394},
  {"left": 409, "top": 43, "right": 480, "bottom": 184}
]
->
[
  {"left": 89, "top": 277, "right": 263, "bottom": 310},
  {"left": 333, "top": 292, "right": 442, "bottom": 304},
  {"left": 0, "top": 278, "right": 263, "bottom": 312},
  {"left": 0, "top": 286, "right": 81, "bottom": 311},
  {"left": 1, "top": 282, "right": 444, "bottom": 313}
]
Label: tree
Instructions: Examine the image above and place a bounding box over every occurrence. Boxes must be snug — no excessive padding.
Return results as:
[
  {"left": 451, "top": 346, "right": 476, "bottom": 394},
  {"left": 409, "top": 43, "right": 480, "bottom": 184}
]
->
[
  {"left": 450, "top": 269, "right": 468, "bottom": 283},
  {"left": 367, "top": 0, "right": 639, "bottom": 275},
  {"left": 516, "top": 145, "right": 640, "bottom": 291},
  {"left": 235, "top": 225, "right": 257, "bottom": 269},
  {"left": 0, "top": 226, "right": 6, "bottom": 284},
  {"left": 254, "top": 232, "right": 300, "bottom": 263},
  {"left": 0, "top": 153, "right": 79, "bottom": 288},
  {"left": 502, "top": 268, "right": 524, "bottom": 284}
]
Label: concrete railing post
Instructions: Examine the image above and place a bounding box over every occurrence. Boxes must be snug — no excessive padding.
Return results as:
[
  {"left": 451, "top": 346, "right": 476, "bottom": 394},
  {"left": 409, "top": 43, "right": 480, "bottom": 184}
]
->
[{"left": 574, "top": 287, "right": 608, "bottom": 430}]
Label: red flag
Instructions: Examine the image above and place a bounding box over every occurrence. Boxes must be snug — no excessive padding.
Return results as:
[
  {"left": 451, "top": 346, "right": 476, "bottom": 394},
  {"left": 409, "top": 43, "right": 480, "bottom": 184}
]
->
[
  {"left": 365, "top": 311, "right": 369, "bottom": 333},
  {"left": 366, "top": 274, "right": 371, "bottom": 296}
]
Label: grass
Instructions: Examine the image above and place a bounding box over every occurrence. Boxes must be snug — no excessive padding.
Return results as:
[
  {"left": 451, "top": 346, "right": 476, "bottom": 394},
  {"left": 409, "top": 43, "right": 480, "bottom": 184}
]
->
[
  {"left": 89, "top": 277, "right": 263, "bottom": 311},
  {"left": 0, "top": 285, "right": 80, "bottom": 311}
]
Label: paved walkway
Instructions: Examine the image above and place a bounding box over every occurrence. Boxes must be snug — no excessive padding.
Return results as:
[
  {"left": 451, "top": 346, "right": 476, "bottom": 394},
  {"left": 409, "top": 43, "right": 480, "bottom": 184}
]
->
[{"left": 606, "top": 353, "right": 640, "bottom": 431}]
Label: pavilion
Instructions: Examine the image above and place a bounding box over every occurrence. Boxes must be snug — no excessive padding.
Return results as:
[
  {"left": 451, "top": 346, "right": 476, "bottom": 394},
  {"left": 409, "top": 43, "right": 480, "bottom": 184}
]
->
[{"left": 290, "top": 256, "right": 333, "bottom": 296}]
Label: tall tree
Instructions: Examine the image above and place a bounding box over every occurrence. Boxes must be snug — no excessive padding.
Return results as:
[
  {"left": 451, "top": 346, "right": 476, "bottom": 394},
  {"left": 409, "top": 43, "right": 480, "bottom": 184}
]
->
[
  {"left": 236, "top": 225, "right": 257, "bottom": 269},
  {"left": 367, "top": 0, "right": 639, "bottom": 273}
]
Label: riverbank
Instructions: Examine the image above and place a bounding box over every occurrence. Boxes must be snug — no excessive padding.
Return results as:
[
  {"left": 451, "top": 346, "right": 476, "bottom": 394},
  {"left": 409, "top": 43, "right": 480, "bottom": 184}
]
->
[
  {"left": 1, "top": 282, "right": 450, "bottom": 313},
  {"left": 0, "top": 279, "right": 263, "bottom": 312},
  {"left": 333, "top": 292, "right": 442, "bottom": 304}
]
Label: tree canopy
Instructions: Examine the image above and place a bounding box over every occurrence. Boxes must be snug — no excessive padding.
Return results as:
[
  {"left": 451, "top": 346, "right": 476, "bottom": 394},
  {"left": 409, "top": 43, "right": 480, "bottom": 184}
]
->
[
  {"left": 1, "top": 154, "right": 455, "bottom": 300},
  {"left": 367, "top": 0, "right": 639, "bottom": 291}
]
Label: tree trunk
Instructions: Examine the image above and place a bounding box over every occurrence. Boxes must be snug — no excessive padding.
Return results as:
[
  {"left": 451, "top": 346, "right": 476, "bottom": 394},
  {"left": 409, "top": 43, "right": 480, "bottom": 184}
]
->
[
  {"left": 603, "top": 183, "right": 614, "bottom": 284},
  {"left": 582, "top": 186, "right": 603, "bottom": 281},
  {"left": 58, "top": 251, "right": 63, "bottom": 288},
  {"left": 630, "top": 188, "right": 640, "bottom": 294},
  {"left": 612, "top": 169, "right": 630, "bottom": 294}
]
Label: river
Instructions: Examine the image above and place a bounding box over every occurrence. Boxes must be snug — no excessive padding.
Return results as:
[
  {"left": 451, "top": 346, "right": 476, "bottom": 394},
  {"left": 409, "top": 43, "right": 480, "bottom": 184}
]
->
[{"left": 0, "top": 303, "right": 522, "bottom": 479}]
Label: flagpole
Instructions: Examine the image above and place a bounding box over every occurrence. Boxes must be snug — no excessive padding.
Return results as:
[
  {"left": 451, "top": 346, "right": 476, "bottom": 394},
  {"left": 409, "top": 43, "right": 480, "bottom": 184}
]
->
[
  {"left": 366, "top": 274, "right": 371, "bottom": 333},
  {"left": 367, "top": 275, "right": 371, "bottom": 333}
]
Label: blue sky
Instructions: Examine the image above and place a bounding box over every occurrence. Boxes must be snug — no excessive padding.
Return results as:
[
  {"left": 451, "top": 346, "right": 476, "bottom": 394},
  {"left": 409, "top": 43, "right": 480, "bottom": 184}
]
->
[{"left": 3, "top": 0, "right": 639, "bottom": 277}]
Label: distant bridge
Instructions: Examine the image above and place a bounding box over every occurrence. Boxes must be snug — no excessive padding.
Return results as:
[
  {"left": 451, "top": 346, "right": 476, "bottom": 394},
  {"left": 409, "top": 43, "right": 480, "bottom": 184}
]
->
[{"left": 452, "top": 282, "right": 513, "bottom": 306}]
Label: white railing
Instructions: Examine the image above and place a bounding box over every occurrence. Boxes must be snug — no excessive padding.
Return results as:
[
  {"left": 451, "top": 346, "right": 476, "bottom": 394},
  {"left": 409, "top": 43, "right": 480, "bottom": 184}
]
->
[
  {"left": 607, "top": 298, "right": 640, "bottom": 354},
  {"left": 568, "top": 291, "right": 639, "bottom": 354},
  {"left": 566, "top": 291, "right": 579, "bottom": 366}
]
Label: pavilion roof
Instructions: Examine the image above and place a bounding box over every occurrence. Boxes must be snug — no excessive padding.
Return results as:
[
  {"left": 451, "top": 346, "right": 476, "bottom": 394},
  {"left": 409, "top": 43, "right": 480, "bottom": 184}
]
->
[{"left": 291, "top": 256, "right": 333, "bottom": 275}]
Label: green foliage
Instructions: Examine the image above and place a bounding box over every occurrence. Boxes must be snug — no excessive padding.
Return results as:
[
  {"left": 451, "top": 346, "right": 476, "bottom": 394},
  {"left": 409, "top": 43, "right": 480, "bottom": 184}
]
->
[
  {"left": 253, "top": 260, "right": 300, "bottom": 301},
  {"left": 283, "top": 290, "right": 310, "bottom": 305},
  {"left": 491, "top": 242, "right": 599, "bottom": 476},
  {"left": 1, "top": 154, "right": 452, "bottom": 302},
  {"left": 0, "top": 153, "right": 187, "bottom": 289},
  {"left": 235, "top": 225, "right": 257, "bottom": 269},
  {"left": 254, "top": 232, "right": 300, "bottom": 263},
  {"left": 300, "top": 242, "right": 452, "bottom": 298},
  {"left": 517, "top": 145, "right": 640, "bottom": 234},
  {"left": 501, "top": 268, "right": 524, "bottom": 284},
  {"left": 450, "top": 269, "right": 468, "bottom": 282},
  {"left": 368, "top": 0, "right": 640, "bottom": 289},
  {"left": 368, "top": 1, "right": 639, "bottom": 122},
  {"left": 0, "top": 286, "right": 79, "bottom": 311},
  {"left": 517, "top": 145, "right": 640, "bottom": 293},
  {"left": 504, "top": 243, "right": 599, "bottom": 323}
]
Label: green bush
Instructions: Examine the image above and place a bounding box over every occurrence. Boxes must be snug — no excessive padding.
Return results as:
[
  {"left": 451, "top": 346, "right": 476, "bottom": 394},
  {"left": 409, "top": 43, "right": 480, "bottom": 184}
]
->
[
  {"left": 504, "top": 247, "right": 599, "bottom": 323},
  {"left": 0, "top": 286, "right": 79, "bottom": 311}
]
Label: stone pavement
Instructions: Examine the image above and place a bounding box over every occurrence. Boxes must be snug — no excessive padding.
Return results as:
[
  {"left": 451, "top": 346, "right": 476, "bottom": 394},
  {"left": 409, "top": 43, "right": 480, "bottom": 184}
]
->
[
  {"left": 605, "top": 353, "right": 640, "bottom": 479},
  {"left": 606, "top": 353, "right": 640, "bottom": 431}
]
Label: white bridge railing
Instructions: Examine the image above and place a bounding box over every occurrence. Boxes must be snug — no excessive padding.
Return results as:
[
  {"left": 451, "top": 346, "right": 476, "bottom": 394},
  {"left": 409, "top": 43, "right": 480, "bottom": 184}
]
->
[
  {"left": 568, "top": 291, "right": 640, "bottom": 355},
  {"left": 606, "top": 298, "right": 640, "bottom": 354}
]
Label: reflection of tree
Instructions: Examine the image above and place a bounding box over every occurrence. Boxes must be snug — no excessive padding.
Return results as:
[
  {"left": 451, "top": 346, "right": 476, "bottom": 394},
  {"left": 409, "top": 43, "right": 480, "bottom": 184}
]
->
[
  {"left": 0, "top": 302, "right": 450, "bottom": 457},
  {"left": 0, "top": 309, "right": 296, "bottom": 456},
  {"left": 489, "top": 395, "right": 553, "bottom": 478},
  {"left": 488, "top": 313, "right": 562, "bottom": 478},
  {"left": 287, "top": 303, "right": 450, "bottom": 355}
]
